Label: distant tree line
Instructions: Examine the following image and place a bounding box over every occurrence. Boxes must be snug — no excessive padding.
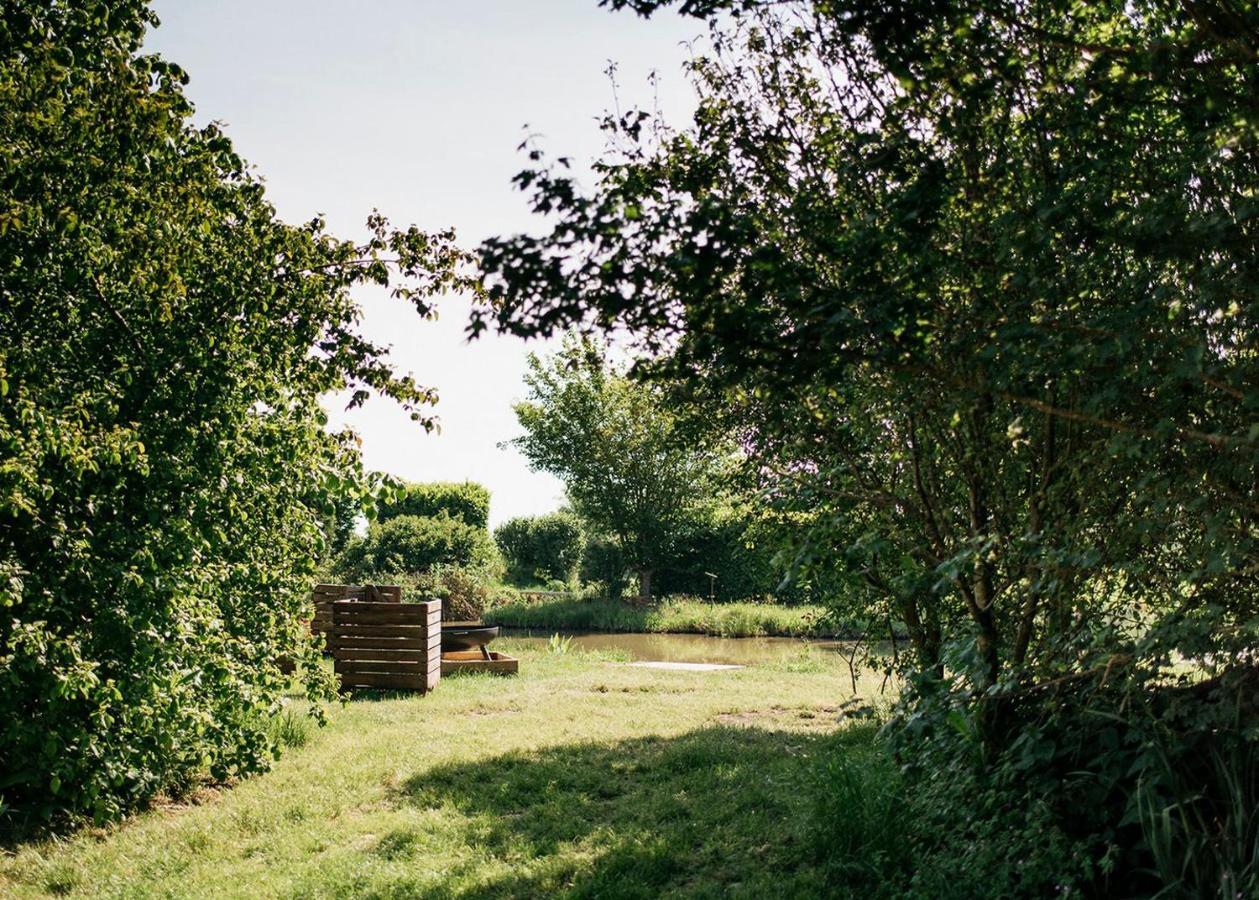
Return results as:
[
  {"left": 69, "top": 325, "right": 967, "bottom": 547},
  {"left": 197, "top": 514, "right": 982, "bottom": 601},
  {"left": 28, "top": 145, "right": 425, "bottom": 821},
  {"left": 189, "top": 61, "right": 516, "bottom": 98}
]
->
[{"left": 501, "top": 335, "right": 834, "bottom": 603}]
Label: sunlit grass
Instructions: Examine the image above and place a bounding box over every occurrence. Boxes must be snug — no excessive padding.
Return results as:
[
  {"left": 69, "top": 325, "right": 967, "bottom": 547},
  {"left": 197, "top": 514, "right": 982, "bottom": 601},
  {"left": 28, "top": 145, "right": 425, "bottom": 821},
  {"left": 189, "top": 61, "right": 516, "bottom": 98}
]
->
[{"left": 0, "top": 645, "right": 885, "bottom": 898}]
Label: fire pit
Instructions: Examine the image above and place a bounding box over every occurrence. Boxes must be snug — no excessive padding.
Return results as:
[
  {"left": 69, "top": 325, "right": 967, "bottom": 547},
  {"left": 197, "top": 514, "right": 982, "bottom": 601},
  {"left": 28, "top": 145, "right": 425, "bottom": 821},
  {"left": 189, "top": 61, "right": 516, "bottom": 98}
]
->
[
  {"left": 441, "top": 623, "right": 500, "bottom": 656},
  {"left": 439, "top": 623, "right": 517, "bottom": 675}
]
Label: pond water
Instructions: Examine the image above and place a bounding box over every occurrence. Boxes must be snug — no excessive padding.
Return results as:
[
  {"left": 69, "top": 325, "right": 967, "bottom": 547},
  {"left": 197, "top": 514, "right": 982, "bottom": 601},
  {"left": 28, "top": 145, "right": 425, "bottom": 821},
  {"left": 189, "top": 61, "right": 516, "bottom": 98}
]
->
[{"left": 500, "top": 629, "right": 863, "bottom": 667}]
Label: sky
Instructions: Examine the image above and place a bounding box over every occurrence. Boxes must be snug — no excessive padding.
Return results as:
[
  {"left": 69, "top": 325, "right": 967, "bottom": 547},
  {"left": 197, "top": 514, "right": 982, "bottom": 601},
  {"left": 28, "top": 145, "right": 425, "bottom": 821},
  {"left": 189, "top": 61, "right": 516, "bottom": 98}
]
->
[{"left": 143, "top": 1, "right": 702, "bottom": 526}]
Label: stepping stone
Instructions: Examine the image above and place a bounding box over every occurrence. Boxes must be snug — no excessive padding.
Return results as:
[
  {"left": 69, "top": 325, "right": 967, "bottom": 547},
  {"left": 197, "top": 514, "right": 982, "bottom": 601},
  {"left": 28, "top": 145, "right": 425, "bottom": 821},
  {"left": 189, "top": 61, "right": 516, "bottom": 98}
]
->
[{"left": 623, "top": 661, "right": 744, "bottom": 671}]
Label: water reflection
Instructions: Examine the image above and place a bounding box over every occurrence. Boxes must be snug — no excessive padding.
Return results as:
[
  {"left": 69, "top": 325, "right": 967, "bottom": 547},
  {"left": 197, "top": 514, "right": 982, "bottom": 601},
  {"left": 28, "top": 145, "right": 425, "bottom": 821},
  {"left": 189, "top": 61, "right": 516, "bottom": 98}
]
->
[{"left": 500, "top": 629, "right": 871, "bottom": 666}]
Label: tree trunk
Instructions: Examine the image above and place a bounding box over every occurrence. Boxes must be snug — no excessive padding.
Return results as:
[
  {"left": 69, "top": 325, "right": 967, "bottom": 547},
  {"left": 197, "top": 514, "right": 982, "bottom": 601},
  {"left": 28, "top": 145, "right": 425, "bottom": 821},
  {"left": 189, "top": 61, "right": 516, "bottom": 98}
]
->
[{"left": 637, "top": 567, "right": 653, "bottom": 601}]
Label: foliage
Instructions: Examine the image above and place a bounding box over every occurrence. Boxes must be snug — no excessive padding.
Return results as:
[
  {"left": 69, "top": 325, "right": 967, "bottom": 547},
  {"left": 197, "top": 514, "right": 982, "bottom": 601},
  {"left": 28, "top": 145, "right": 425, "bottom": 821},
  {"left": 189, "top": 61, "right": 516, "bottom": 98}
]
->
[
  {"left": 336, "top": 513, "right": 500, "bottom": 581},
  {"left": 477, "top": 0, "right": 1259, "bottom": 891},
  {"left": 509, "top": 334, "right": 725, "bottom": 598},
  {"left": 484, "top": 594, "right": 830, "bottom": 638},
  {"left": 868, "top": 658, "right": 1259, "bottom": 897},
  {"left": 376, "top": 480, "right": 490, "bottom": 530},
  {"left": 494, "top": 511, "right": 585, "bottom": 585},
  {"left": 479, "top": 0, "right": 1258, "bottom": 688},
  {"left": 0, "top": 1, "right": 470, "bottom": 826},
  {"left": 578, "top": 534, "right": 632, "bottom": 600},
  {"left": 410, "top": 565, "right": 510, "bottom": 622},
  {"left": 810, "top": 724, "right": 912, "bottom": 893},
  {"left": 545, "top": 633, "right": 575, "bottom": 655}
]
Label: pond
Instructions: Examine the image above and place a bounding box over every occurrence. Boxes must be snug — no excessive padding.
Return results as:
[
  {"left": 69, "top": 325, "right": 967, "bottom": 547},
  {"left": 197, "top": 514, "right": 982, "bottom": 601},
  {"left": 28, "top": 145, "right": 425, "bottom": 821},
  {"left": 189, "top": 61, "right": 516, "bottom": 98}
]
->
[{"left": 500, "top": 629, "right": 868, "bottom": 667}]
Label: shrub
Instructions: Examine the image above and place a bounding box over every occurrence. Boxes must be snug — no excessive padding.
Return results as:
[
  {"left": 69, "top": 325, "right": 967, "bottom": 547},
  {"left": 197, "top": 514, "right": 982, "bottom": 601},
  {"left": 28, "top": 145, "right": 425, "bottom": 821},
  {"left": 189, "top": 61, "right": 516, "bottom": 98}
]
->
[
  {"left": 338, "top": 513, "right": 500, "bottom": 579},
  {"left": 410, "top": 566, "right": 510, "bottom": 622},
  {"left": 495, "top": 512, "right": 585, "bottom": 585},
  {"left": 377, "top": 481, "right": 490, "bottom": 530},
  {"left": 0, "top": 2, "right": 463, "bottom": 826},
  {"left": 869, "top": 660, "right": 1259, "bottom": 898},
  {"left": 655, "top": 513, "right": 776, "bottom": 601}
]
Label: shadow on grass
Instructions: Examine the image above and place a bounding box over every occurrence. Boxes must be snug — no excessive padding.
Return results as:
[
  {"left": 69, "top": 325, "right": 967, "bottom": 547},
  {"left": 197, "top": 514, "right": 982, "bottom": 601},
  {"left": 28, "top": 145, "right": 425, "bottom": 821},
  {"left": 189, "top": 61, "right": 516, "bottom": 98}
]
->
[{"left": 393, "top": 722, "right": 876, "bottom": 899}]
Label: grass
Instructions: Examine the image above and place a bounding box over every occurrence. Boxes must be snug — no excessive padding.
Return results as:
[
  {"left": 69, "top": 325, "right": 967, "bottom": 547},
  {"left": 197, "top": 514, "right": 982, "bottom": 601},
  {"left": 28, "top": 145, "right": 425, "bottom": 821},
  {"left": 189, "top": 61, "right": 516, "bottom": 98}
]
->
[
  {"left": 0, "top": 640, "right": 886, "bottom": 899},
  {"left": 484, "top": 596, "right": 832, "bottom": 638}
]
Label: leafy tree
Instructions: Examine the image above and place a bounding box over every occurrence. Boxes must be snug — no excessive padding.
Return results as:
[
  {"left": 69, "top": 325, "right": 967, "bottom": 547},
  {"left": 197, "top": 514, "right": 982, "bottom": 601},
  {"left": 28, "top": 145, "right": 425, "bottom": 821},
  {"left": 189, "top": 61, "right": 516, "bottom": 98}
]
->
[
  {"left": 477, "top": 2, "right": 1259, "bottom": 890},
  {"left": 495, "top": 511, "right": 585, "bottom": 585},
  {"left": 509, "top": 335, "right": 722, "bottom": 598},
  {"left": 0, "top": 1, "right": 469, "bottom": 824},
  {"left": 478, "top": 0, "right": 1257, "bottom": 691},
  {"left": 377, "top": 480, "right": 491, "bottom": 530}
]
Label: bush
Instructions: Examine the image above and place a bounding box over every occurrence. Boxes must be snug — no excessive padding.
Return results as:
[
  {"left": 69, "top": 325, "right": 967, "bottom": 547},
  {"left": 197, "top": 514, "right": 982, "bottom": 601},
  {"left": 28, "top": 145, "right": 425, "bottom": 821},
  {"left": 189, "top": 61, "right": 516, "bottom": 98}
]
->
[
  {"left": 412, "top": 566, "right": 510, "bottom": 622},
  {"left": 0, "top": 1, "right": 464, "bottom": 826},
  {"left": 337, "top": 513, "right": 500, "bottom": 579},
  {"left": 495, "top": 512, "right": 585, "bottom": 585},
  {"left": 377, "top": 481, "right": 490, "bottom": 530},
  {"left": 655, "top": 514, "right": 776, "bottom": 601},
  {"left": 857, "top": 661, "right": 1259, "bottom": 898}
]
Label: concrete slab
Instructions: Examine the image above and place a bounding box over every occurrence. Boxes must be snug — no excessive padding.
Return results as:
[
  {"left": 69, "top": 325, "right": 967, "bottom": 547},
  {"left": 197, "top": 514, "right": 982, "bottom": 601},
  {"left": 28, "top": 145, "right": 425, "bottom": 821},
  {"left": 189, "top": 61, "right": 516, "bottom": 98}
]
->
[{"left": 623, "top": 661, "right": 744, "bottom": 672}]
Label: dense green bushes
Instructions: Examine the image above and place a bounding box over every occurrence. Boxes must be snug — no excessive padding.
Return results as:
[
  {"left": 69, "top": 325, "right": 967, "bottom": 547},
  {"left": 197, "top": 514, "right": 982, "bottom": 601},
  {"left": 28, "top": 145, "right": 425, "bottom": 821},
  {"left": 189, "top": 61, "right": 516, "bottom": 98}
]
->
[
  {"left": 808, "top": 666, "right": 1259, "bottom": 898},
  {"left": 377, "top": 481, "right": 490, "bottom": 530},
  {"left": 0, "top": 1, "right": 464, "bottom": 826},
  {"left": 494, "top": 511, "right": 584, "bottom": 585},
  {"left": 333, "top": 483, "right": 504, "bottom": 621}
]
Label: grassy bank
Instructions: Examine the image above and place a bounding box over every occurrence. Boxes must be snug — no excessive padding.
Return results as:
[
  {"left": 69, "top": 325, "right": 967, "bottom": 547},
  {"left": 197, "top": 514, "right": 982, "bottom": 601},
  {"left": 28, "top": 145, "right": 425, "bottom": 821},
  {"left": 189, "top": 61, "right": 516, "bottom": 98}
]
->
[
  {"left": 485, "top": 596, "right": 832, "bottom": 638},
  {"left": 0, "top": 642, "right": 882, "bottom": 898}
]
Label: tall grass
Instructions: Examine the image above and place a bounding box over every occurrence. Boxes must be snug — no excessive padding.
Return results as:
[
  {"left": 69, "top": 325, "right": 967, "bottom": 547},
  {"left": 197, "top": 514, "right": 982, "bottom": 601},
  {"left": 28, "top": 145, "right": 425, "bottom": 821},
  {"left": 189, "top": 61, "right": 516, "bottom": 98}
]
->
[
  {"left": 1138, "top": 744, "right": 1259, "bottom": 898},
  {"left": 810, "top": 723, "right": 912, "bottom": 895},
  {"left": 484, "top": 595, "right": 831, "bottom": 637}
]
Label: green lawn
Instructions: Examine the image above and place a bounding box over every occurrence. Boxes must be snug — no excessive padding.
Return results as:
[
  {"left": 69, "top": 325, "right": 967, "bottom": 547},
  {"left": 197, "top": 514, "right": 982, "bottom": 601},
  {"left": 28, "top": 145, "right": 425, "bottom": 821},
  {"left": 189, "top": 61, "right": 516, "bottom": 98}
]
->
[
  {"left": 485, "top": 596, "right": 832, "bottom": 638},
  {"left": 0, "top": 640, "right": 883, "bottom": 899}
]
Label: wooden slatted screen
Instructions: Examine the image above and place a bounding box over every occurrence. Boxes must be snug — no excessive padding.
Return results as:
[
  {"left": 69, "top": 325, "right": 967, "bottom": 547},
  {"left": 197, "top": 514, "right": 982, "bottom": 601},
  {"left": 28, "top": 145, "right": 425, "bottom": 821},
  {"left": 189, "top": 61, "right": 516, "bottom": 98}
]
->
[
  {"left": 311, "top": 583, "right": 402, "bottom": 639},
  {"left": 329, "top": 599, "right": 441, "bottom": 693}
]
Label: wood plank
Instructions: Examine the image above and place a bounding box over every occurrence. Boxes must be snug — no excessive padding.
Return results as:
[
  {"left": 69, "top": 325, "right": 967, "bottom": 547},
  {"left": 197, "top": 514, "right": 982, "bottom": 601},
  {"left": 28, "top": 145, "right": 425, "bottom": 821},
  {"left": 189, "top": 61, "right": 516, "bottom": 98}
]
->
[
  {"left": 440, "top": 651, "right": 518, "bottom": 676},
  {"left": 332, "top": 611, "right": 429, "bottom": 625},
  {"left": 328, "top": 624, "right": 427, "bottom": 638},
  {"left": 331, "top": 647, "right": 427, "bottom": 662},
  {"left": 327, "top": 636, "right": 431, "bottom": 650},
  {"left": 332, "top": 598, "right": 410, "bottom": 610},
  {"left": 335, "top": 659, "right": 428, "bottom": 674},
  {"left": 334, "top": 608, "right": 429, "bottom": 622},
  {"left": 332, "top": 600, "right": 425, "bottom": 614},
  {"left": 339, "top": 673, "right": 426, "bottom": 690}
]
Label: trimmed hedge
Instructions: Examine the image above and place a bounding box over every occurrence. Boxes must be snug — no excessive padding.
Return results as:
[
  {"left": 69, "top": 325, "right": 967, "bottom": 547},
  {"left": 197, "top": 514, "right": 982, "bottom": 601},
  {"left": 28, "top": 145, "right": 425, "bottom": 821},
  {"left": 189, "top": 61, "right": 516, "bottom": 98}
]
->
[
  {"left": 377, "top": 481, "right": 490, "bottom": 530},
  {"left": 338, "top": 513, "right": 500, "bottom": 578}
]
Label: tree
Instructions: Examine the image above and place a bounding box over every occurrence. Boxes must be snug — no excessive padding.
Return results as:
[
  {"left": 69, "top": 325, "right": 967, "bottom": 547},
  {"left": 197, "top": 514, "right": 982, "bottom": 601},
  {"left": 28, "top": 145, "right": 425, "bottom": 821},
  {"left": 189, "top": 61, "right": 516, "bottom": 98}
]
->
[
  {"left": 477, "top": 4, "right": 1259, "bottom": 889},
  {"left": 495, "top": 511, "right": 585, "bottom": 585},
  {"left": 0, "top": 1, "right": 470, "bottom": 824},
  {"left": 509, "top": 335, "right": 722, "bottom": 598},
  {"left": 478, "top": 0, "right": 1257, "bottom": 692}
]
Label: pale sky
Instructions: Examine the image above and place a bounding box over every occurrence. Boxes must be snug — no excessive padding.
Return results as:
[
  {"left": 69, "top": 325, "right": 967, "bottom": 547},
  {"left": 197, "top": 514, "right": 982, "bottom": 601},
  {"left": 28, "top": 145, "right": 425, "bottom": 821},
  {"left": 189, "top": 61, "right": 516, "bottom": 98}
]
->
[{"left": 144, "top": 1, "right": 701, "bottom": 526}]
